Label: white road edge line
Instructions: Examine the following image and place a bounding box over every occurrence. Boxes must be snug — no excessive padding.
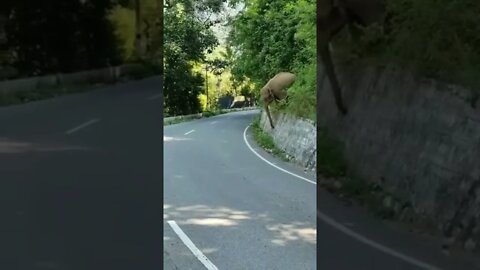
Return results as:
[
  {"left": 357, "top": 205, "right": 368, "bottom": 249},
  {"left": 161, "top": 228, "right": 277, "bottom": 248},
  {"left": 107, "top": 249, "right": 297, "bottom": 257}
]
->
[
  {"left": 65, "top": 119, "right": 100, "bottom": 135},
  {"left": 317, "top": 211, "right": 442, "bottom": 270},
  {"left": 167, "top": 220, "right": 219, "bottom": 270},
  {"left": 184, "top": 129, "right": 195, "bottom": 135},
  {"left": 148, "top": 93, "right": 162, "bottom": 100},
  {"left": 243, "top": 125, "right": 316, "bottom": 185},
  {"left": 242, "top": 124, "right": 442, "bottom": 270}
]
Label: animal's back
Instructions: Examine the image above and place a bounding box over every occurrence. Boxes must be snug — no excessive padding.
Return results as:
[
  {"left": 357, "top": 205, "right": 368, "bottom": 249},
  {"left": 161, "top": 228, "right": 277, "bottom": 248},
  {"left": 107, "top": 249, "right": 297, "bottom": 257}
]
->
[{"left": 267, "top": 72, "right": 296, "bottom": 91}]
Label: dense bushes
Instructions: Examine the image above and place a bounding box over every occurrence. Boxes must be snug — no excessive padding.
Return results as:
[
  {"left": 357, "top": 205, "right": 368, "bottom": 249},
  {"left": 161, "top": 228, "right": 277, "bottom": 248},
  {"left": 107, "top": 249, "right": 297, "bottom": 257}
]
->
[
  {"left": 163, "top": 0, "right": 220, "bottom": 116},
  {"left": 334, "top": 0, "right": 480, "bottom": 91},
  {"left": 229, "top": 0, "right": 316, "bottom": 120}
]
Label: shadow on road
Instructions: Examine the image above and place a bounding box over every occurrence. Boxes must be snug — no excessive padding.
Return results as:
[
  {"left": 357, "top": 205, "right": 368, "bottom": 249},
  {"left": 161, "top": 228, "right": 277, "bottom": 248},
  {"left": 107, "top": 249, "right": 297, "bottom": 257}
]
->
[{"left": 0, "top": 137, "right": 93, "bottom": 154}]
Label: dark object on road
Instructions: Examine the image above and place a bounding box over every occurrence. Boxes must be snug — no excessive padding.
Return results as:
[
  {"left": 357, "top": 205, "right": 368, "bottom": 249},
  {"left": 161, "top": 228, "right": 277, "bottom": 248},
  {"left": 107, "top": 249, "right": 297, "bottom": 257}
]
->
[
  {"left": 317, "top": 0, "right": 386, "bottom": 115},
  {"left": 260, "top": 72, "right": 296, "bottom": 129},
  {"left": 230, "top": 100, "right": 245, "bottom": 108},
  {"left": 218, "top": 95, "right": 235, "bottom": 109}
]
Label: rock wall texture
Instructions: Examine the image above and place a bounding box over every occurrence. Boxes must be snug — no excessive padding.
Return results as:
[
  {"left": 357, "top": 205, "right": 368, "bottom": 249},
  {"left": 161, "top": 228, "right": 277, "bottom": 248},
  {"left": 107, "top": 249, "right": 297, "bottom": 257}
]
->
[
  {"left": 317, "top": 62, "right": 480, "bottom": 250},
  {"left": 260, "top": 110, "right": 316, "bottom": 172}
]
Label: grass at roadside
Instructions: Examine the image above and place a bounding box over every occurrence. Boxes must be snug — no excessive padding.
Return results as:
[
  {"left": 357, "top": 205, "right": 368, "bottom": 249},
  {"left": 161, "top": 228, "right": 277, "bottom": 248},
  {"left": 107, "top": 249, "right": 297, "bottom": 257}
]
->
[
  {"left": 316, "top": 126, "right": 402, "bottom": 219},
  {"left": 249, "top": 113, "right": 399, "bottom": 220},
  {"left": 163, "top": 110, "right": 226, "bottom": 126},
  {"left": 164, "top": 114, "right": 203, "bottom": 126},
  {"left": 164, "top": 107, "right": 257, "bottom": 126},
  {"left": 201, "top": 109, "right": 228, "bottom": 118},
  {"left": 250, "top": 116, "right": 291, "bottom": 162},
  {"left": 317, "top": 127, "right": 347, "bottom": 178},
  {"left": 0, "top": 82, "right": 107, "bottom": 107}
]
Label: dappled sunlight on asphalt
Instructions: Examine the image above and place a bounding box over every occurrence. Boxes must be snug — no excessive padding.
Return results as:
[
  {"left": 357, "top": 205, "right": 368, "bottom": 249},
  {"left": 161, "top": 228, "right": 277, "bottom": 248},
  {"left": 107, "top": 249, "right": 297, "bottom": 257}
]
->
[
  {"left": 164, "top": 204, "right": 316, "bottom": 246},
  {"left": 201, "top": 248, "right": 219, "bottom": 255},
  {"left": 183, "top": 218, "right": 238, "bottom": 227},
  {"left": 267, "top": 222, "right": 316, "bottom": 246},
  {"left": 0, "top": 137, "right": 92, "bottom": 154},
  {"left": 165, "top": 204, "right": 251, "bottom": 227},
  {"left": 163, "top": 136, "right": 193, "bottom": 142}
]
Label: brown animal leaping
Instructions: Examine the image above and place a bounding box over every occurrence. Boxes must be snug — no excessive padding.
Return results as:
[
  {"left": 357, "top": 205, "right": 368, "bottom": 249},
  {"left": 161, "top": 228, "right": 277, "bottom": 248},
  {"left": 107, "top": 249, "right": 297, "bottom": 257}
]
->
[{"left": 260, "top": 72, "right": 296, "bottom": 129}]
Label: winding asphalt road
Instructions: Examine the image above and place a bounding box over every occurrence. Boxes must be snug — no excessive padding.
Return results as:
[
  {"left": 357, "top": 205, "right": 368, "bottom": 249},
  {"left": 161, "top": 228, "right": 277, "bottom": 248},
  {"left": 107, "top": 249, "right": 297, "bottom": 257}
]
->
[
  {"left": 164, "top": 109, "right": 480, "bottom": 270},
  {"left": 0, "top": 76, "right": 163, "bottom": 270},
  {"left": 1, "top": 75, "right": 479, "bottom": 270},
  {"left": 164, "top": 110, "right": 317, "bottom": 270}
]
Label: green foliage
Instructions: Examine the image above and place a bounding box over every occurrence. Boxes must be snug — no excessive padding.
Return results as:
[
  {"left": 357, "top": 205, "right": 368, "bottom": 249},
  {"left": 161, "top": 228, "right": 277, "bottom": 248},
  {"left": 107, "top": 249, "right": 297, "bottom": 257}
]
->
[
  {"left": 228, "top": 0, "right": 315, "bottom": 119},
  {"left": 164, "top": 0, "right": 225, "bottom": 116},
  {"left": 0, "top": 0, "right": 122, "bottom": 77},
  {"left": 251, "top": 116, "right": 290, "bottom": 162},
  {"left": 202, "top": 110, "right": 217, "bottom": 117},
  {"left": 229, "top": 0, "right": 298, "bottom": 84},
  {"left": 284, "top": 62, "right": 316, "bottom": 120},
  {"left": 108, "top": 6, "right": 136, "bottom": 61},
  {"left": 334, "top": 0, "right": 480, "bottom": 91},
  {"left": 164, "top": 58, "right": 204, "bottom": 116},
  {"left": 317, "top": 127, "right": 346, "bottom": 178},
  {"left": 198, "top": 94, "right": 208, "bottom": 112}
]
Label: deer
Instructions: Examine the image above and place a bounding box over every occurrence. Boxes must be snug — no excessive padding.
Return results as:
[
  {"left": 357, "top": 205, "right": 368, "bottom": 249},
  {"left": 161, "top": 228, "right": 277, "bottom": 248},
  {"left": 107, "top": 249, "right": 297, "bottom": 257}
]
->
[
  {"left": 260, "top": 72, "right": 296, "bottom": 129},
  {"left": 317, "top": 0, "right": 387, "bottom": 115}
]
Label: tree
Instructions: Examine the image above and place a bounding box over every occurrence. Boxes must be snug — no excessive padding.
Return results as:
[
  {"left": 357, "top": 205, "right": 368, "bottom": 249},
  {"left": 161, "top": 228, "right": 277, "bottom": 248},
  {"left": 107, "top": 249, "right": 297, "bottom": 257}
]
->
[
  {"left": 228, "top": 0, "right": 316, "bottom": 119},
  {"left": 109, "top": 0, "right": 163, "bottom": 65},
  {"left": 0, "top": 0, "right": 122, "bottom": 77},
  {"left": 163, "top": 0, "right": 226, "bottom": 116}
]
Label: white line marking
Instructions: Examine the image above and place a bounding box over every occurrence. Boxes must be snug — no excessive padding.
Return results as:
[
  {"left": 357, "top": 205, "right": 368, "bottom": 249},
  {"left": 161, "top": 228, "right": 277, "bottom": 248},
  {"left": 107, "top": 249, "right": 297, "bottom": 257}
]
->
[
  {"left": 243, "top": 125, "right": 316, "bottom": 185},
  {"left": 184, "top": 129, "right": 195, "bottom": 135},
  {"left": 148, "top": 93, "right": 162, "bottom": 100},
  {"left": 65, "top": 119, "right": 100, "bottom": 135},
  {"left": 242, "top": 124, "right": 442, "bottom": 270},
  {"left": 210, "top": 121, "right": 218, "bottom": 124},
  {"left": 167, "top": 220, "right": 219, "bottom": 270},
  {"left": 317, "top": 211, "right": 442, "bottom": 270}
]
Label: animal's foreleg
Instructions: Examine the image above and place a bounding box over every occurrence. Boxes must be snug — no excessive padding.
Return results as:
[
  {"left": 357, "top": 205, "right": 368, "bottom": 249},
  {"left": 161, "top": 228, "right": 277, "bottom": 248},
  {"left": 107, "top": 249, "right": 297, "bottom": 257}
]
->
[
  {"left": 319, "top": 41, "right": 348, "bottom": 115},
  {"left": 265, "top": 104, "right": 275, "bottom": 129}
]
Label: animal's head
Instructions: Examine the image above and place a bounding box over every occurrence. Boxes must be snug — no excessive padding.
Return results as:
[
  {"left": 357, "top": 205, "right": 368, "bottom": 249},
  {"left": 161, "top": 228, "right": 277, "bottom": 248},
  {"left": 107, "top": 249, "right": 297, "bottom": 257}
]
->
[{"left": 260, "top": 85, "right": 275, "bottom": 104}]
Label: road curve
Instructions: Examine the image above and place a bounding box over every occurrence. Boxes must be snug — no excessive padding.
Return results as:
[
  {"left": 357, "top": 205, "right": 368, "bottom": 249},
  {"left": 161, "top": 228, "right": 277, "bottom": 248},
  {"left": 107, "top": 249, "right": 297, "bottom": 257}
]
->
[
  {"left": 1, "top": 74, "right": 478, "bottom": 270},
  {"left": 164, "top": 110, "right": 480, "bottom": 270},
  {"left": 163, "top": 110, "right": 317, "bottom": 270}
]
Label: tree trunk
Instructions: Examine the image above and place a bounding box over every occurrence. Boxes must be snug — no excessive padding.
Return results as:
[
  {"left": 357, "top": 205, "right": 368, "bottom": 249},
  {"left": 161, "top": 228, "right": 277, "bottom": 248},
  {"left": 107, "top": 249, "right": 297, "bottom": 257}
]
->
[
  {"left": 134, "top": 0, "right": 143, "bottom": 59},
  {"left": 158, "top": 0, "right": 163, "bottom": 70}
]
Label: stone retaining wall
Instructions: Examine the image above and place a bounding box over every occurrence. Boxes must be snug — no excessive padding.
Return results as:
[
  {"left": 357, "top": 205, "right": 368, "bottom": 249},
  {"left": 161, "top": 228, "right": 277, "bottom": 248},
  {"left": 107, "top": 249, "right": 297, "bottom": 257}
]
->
[
  {"left": 259, "top": 110, "right": 316, "bottom": 171},
  {"left": 317, "top": 61, "right": 480, "bottom": 250}
]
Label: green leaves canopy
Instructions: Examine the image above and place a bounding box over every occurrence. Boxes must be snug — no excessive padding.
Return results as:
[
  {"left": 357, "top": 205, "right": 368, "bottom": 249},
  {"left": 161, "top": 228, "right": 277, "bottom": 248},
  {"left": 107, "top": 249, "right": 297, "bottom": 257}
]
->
[
  {"left": 163, "top": 0, "right": 226, "bottom": 116},
  {"left": 228, "top": 0, "right": 316, "bottom": 119}
]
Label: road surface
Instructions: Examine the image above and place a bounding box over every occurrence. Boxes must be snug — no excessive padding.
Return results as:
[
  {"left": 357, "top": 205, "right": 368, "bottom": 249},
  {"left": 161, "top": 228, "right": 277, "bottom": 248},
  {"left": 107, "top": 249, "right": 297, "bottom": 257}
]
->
[
  {"left": 0, "top": 76, "right": 163, "bottom": 270},
  {"left": 164, "top": 109, "right": 480, "bottom": 270},
  {"left": 1, "top": 75, "right": 478, "bottom": 270}
]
